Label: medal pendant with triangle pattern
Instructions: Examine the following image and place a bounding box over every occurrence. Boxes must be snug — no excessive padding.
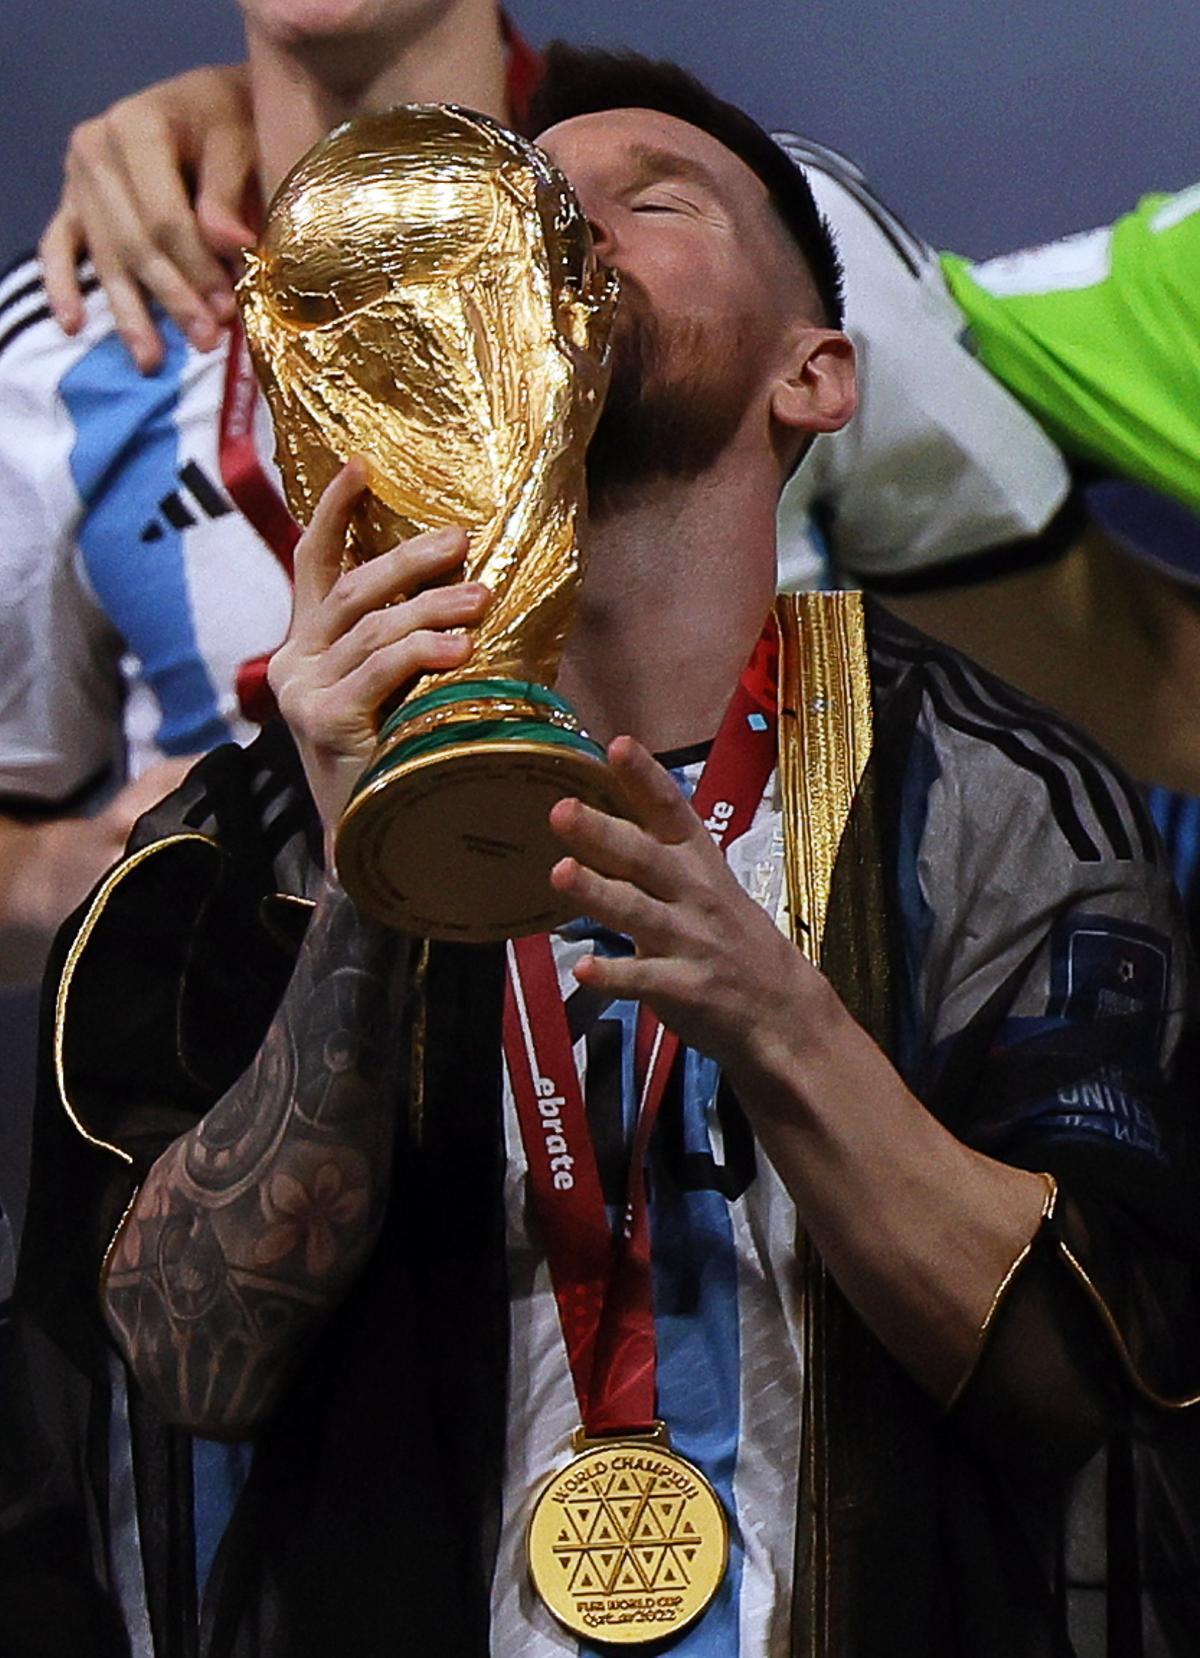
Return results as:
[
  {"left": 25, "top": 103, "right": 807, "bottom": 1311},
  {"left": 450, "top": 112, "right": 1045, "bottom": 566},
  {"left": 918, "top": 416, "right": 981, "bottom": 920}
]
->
[{"left": 527, "top": 1433, "right": 729, "bottom": 1646}]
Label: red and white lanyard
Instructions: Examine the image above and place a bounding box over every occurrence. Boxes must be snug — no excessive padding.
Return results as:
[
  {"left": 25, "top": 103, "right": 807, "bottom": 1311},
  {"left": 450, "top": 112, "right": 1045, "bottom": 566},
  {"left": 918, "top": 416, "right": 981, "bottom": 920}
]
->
[
  {"left": 218, "top": 318, "right": 299, "bottom": 723},
  {"left": 502, "top": 623, "right": 779, "bottom": 1437}
]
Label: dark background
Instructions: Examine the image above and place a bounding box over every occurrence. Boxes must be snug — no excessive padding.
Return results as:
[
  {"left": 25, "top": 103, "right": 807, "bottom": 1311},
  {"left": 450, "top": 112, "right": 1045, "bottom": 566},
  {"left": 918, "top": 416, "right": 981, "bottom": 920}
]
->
[{"left": 5, "top": 0, "right": 1200, "bottom": 264}]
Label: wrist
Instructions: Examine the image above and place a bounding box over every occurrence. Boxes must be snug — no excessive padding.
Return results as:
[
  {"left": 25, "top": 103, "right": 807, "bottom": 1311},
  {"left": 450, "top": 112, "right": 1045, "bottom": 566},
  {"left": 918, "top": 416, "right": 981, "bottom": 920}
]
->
[
  {"left": 723, "top": 954, "right": 850, "bottom": 1123},
  {"left": 314, "top": 867, "right": 406, "bottom": 955}
]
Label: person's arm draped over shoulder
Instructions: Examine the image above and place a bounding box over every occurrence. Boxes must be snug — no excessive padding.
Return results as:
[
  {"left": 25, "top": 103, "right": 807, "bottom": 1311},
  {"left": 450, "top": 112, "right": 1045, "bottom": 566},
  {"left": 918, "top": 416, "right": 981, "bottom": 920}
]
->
[
  {"left": 100, "top": 463, "right": 494, "bottom": 1433},
  {"left": 39, "top": 65, "right": 256, "bottom": 373}
]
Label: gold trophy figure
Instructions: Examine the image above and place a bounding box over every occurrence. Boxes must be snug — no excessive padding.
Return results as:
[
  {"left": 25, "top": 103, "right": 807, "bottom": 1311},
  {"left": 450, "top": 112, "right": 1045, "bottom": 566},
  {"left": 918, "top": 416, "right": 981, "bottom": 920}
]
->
[{"left": 238, "top": 105, "right": 623, "bottom": 940}]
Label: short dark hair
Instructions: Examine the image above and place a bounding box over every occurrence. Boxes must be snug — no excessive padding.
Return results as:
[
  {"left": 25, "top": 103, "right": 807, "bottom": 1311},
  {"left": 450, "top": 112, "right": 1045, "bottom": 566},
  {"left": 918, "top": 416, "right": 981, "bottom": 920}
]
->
[{"left": 528, "top": 43, "right": 845, "bottom": 330}]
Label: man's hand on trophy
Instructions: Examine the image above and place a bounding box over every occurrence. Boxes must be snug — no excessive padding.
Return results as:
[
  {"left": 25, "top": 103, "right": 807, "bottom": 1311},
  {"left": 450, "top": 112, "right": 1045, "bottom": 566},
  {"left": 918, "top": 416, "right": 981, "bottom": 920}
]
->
[{"left": 268, "top": 460, "right": 492, "bottom": 860}]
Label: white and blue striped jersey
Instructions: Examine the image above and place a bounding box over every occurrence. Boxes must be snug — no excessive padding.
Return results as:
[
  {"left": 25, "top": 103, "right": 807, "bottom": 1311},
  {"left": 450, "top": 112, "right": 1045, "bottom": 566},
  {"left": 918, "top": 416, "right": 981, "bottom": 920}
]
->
[
  {"left": 493, "top": 753, "right": 802, "bottom": 1657},
  {"left": 0, "top": 255, "right": 293, "bottom": 805}
]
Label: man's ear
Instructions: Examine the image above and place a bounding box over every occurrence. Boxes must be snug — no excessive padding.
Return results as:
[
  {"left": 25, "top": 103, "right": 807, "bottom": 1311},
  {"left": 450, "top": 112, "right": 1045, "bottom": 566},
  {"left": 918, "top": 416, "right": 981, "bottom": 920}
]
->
[{"left": 771, "top": 328, "right": 857, "bottom": 437}]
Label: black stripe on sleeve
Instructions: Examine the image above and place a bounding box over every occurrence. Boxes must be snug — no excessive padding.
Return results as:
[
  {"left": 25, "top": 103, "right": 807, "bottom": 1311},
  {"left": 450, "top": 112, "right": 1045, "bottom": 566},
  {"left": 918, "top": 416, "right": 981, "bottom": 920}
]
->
[
  {"left": 0, "top": 274, "right": 44, "bottom": 321},
  {"left": 0, "top": 276, "right": 101, "bottom": 360},
  {"left": 882, "top": 630, "right": 1156, "bottom": 865},
  {"left": 930, "top": 656, "right": 1133, "bottom": 861},
  {"left": 931, "top": 652, "right": 1158, "bottom": 864},
  {"left": 919, "top": 673, "right": 1103, "bottom": 862}
]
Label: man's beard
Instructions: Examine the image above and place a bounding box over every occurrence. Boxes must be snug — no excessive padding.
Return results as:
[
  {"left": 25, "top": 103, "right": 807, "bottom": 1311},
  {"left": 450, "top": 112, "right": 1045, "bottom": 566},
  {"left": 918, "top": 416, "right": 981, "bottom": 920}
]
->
[{"left": 585, "top": 273, "right": 757, "bottom": 521}]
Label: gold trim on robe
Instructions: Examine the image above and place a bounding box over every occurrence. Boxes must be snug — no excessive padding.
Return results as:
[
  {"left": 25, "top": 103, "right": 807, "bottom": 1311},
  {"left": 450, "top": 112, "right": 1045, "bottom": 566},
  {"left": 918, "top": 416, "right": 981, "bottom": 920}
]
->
[{"left": 776, "top": 591, "right": 889, "bottom": 1658}]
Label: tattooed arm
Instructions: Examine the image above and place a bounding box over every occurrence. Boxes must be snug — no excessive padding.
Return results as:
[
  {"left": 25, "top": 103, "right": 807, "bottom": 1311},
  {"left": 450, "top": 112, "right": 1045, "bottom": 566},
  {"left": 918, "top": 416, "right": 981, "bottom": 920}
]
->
[
  {"left": 102, "top": 877, "right": 407, "bottom": 1434},
  {"left": 101, "top": 464, "right": 491, "bottom": 1435}
]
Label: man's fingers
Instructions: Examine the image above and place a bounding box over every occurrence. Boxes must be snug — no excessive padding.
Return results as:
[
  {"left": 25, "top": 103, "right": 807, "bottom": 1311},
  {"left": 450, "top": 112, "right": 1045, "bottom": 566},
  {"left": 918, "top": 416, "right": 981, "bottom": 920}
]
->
[
  {"left": 87, "top": 246, "right": 164, "bottom": 374},
  {"left": 194, "top": 123, "right": 258, "bottom": 274},
  {"left": 38, "top": 212, "right": 87, "bottom": 334},
  {"left": 572, "top": 949, "right": 686, "bottom": 1005},
  {"left": 316, "top": 525, "right": 472, "bottom": 641},
  {"left": 42, "top": 69, "right": 258, "bottom": 367},
  {"left": 132, "top": 246, "right": 225, "bottom": 353},
  {"left": 549, "top": 857, "right": 672, "bottom": 950},
  {"left": 336, "top": 629, "right": 475, "bottom": 717},
  {"left": 608, "top": 735, "right": 705, "bottom": 845},
  {"left": 67, "top": 152, "right": 181, "bottom": 371},
  {"left": 295, "top": 473, "right": 474, "bottom": 636},
  {"left": 317, "top": 583, "right": 489, "bottom": 684},
  {"left": 122, "top": 133, "right": 235, "bottom": 343},
  {"left": 293, "top": 462, "right": 373, "bottom": 609},
  {"left": 549, "top": 796, "right": 685, "bottom": 902},
  {"left": 55, "top": 111, "right": 176, "bottom": 369}
]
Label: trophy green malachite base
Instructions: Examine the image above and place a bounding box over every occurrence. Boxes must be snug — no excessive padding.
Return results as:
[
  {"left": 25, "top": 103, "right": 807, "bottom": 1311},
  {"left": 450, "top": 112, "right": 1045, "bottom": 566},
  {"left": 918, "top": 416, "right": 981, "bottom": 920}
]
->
[{"left": 335, "top": 679, "right": 623, "bottom": 940}]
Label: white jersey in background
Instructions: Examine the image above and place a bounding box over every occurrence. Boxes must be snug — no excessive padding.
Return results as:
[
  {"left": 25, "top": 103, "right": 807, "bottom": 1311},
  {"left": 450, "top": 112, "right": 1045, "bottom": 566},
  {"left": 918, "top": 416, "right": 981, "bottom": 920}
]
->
[
  {"left": 0, "top": 255, "right": 292, "bottom": 806},
  {"left": 776, "top": 137, "right": 1071, "bottom": 592}
]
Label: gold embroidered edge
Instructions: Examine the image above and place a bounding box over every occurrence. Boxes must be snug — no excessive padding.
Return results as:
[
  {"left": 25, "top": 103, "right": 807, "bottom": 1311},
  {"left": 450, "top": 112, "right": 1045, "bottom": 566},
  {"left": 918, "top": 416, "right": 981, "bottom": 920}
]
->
[
  {"left": 1054, "top": 1235, "right": 1200, "bottom": 1412},
  {"left": 944, "top": 1171, "right": 1059, "bottom": 1411},
  {"left": 53, "top": 832, "right": 222, "bottom": 1164}
]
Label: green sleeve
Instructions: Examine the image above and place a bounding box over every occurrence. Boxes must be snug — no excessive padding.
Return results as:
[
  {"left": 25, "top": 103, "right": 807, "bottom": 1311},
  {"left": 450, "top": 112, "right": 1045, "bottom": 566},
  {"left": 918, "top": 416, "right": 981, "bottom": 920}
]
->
[{"left": 941, "top": 186, "right": 1200, "bottom": 513}]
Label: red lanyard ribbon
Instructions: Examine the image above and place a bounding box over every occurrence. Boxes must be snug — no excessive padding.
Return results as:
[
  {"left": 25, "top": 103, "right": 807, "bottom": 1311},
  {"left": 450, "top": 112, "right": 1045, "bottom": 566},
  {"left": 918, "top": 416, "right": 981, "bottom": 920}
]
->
[
  {"left": 219, "top": 317, "right": 298, "bottom": 572},
  {"left": 219, "top": 318, "right": 300, "bottom": 722},
  {"left": 503, "top": 622, "right": 779, "bottom": 1437}
]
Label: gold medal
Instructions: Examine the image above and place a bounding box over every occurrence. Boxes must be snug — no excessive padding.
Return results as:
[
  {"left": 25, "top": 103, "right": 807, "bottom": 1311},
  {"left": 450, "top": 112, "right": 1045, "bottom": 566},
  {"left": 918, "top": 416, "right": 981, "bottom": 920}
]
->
[{"left": 527, "top": 1427, "right": 729, "bottom": 1645}]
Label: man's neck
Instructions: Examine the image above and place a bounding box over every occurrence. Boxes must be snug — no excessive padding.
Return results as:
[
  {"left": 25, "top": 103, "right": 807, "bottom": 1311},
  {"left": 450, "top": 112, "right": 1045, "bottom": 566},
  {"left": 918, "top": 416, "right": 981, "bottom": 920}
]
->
[
  {"left": 558, "top": 457, "right": 781, "bottom": 755},
  {"left": 245, "top": 0, "right": 510, "bottom": 195}
]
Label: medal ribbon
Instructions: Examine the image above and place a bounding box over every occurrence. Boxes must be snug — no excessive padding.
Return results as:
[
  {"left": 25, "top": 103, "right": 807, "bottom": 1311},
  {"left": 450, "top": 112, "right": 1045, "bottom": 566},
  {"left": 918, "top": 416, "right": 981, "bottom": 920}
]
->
[
  {"left": 219, "top": 317, "right": 299, "bottom": 573},
  {"left": 218, "top": 317, "right": 299, "bottom": 723},
  {"left": 503, "top": 621, "right": 779, "bottom": 1438}
]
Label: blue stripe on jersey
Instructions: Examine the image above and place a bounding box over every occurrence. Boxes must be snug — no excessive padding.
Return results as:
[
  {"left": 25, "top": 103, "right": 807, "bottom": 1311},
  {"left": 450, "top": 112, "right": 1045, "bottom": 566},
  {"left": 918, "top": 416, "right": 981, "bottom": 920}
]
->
[
  {"left": 193, "top": 1437, "right": 254, "bottom": 1597},
  {"left": 649, "top": 1048, "right": 744, "bottom": 1655},
  {"left": 60, "top": 323, "right": 232, "bottom": 757},
  {"left": 1146, "top": 784, "right": 1200, "bottom": 916},
  {"left": 575, "top": 755, "right": 747, "bottom": 1655},
  {"left": 577, "top": 1020, "right": 744, "bottom": 1658}
]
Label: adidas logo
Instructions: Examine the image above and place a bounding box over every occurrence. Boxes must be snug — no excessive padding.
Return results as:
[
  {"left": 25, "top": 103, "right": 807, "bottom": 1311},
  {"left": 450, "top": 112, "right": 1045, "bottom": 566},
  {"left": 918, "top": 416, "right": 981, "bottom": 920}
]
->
[{"left": 140, "top": 460, "right": 233, "bottom": 543}]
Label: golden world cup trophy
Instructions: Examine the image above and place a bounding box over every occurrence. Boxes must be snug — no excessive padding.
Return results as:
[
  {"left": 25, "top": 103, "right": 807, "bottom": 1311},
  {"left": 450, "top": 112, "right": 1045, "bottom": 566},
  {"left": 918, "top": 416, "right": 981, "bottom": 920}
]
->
[{"left": 238, "top": 105, "right": 623, "bottom": 940}]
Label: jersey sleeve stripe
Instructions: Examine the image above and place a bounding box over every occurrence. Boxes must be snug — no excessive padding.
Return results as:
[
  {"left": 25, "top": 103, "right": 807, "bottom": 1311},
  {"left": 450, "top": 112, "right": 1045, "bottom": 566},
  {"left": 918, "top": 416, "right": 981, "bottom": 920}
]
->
[
  {"left": 920, "top": 644, "right": 1159, "bottom": 862},
  {"left": 877, "top": 622, "right": 1158, "bottom": 865},
  {"left": 0, "top": 273, "right": 47, "bottom": 321},
  {"left": 926, "top": 654, "right": 1137, "bottom": 860},
  {"left": 0, "top": 278, "right": 100, "bottom": 360}
]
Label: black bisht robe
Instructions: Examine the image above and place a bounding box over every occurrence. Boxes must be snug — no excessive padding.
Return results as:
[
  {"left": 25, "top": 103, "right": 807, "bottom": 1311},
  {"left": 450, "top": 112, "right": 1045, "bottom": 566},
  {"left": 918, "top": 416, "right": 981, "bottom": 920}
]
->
[{"left": 2, "top": 606, "right": 1200, "bottom": 1657}]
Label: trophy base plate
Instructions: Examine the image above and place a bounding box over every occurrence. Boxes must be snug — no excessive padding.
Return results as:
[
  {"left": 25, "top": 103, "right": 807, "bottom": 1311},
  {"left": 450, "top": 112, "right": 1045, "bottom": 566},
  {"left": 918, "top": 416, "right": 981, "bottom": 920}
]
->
[{"left": 335, "top": 737, "right": 625, "bottom": 941}]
